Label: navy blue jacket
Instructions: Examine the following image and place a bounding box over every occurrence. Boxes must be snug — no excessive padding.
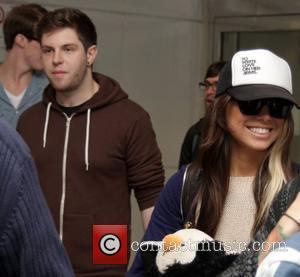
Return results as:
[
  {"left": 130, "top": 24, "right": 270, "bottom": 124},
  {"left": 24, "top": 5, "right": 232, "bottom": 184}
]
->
[{"left": 0, "top": 119, "right": 74, "bottom": 276}]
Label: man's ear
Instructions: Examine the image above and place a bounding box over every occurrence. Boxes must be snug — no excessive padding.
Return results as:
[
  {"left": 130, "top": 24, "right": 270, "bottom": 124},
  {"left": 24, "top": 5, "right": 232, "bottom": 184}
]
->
[
  {"left": 14, "top": 34, "right": 28, "bottom": 48},
  {"left": 86, "top": 45, "right": 98, "bottom": 66}
]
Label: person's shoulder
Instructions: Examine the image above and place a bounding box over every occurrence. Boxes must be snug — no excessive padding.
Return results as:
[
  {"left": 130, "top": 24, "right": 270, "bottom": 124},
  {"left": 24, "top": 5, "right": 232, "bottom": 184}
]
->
[
  {"left": 20, "top": 101, "right": 44, "bottom": 116},
  {"left": 120, "top": 97, "right": 149, "bottom": 117},
  {"left": 154, "top": 167, "right": 187, "bottom": 218},
  {"left": 187, "top": 118, "right": 204, "bottom": 134},
  {"left": 154, "top": 167, "right": 186, "bottom": 204},
  {"left": 165, "top": 166, "right": 187, "bottom": 192},
  {"left": 113, "top": 98, "right": 153, "bottom": 129},
  {"left": 96, "top": 72, "right": 149, "bottom": 118},
  {"left": 0, "top": 119, "right": 30, "bottom": 159},
  {"left": 18, "top": 101, "right": 45, "bottom": 126}
]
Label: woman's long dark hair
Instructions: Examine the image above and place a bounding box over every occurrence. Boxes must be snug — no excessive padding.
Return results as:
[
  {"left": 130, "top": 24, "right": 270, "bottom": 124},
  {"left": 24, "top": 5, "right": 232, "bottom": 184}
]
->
[{"left": 189, "top": 94, "right": 295, "bottom": 237}]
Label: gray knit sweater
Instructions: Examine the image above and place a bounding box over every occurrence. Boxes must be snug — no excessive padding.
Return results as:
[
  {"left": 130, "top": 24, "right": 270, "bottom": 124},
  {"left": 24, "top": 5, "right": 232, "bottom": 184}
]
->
[{"left": 0, "top": 119, "right": 74, "bottom": 276}]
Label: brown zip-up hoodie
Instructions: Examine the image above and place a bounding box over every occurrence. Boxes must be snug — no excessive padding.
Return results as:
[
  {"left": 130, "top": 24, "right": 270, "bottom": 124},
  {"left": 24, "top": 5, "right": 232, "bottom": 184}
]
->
[{"left": 17, "top": 73, "right": 164, "bottom": 276}]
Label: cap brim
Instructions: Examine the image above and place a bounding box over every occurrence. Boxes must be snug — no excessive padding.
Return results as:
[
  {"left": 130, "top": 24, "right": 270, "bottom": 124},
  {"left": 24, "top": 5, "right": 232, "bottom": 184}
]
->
[{"left": 227, "top": 85, "right": 300, "bottom": 108}]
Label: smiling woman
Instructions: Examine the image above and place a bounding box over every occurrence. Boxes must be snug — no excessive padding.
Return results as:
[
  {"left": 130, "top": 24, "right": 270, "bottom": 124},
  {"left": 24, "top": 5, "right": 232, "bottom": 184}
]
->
[
  {"left": 226, "top": 97, "right": 284, "bottom": 158},
  {"left": 193, "top": 49, "right": 298, "bottom": 237},
  {"left": 128, "top": 49, "right": 300, "bottom": 277}
]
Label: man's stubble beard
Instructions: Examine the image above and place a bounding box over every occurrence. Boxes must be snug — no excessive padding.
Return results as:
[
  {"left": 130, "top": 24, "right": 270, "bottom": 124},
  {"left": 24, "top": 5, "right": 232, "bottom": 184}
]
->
[{"left": 49, "top": 64, "right": 88, "bottom": 93}]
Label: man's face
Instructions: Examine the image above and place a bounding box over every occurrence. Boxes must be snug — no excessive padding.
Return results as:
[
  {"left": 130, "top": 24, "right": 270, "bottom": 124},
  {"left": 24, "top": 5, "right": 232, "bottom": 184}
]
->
[
  {"left": 202, "top": 75, "right": 219, "bottom": 109},
  {"left": 41, "top": 27, "right": 88, "bottom": 92}
]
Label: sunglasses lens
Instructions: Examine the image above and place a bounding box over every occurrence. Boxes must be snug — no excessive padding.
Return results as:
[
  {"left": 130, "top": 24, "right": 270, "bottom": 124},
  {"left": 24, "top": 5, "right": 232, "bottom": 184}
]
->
[
  {"left": 268, "top": 99, "right": 293, "bottom": 119},
  {"left": 237, "top": 100, "right": 263, "bottom": 116},
  {"left": 236, "top": 98, "right": 293, "bottom": 119}
]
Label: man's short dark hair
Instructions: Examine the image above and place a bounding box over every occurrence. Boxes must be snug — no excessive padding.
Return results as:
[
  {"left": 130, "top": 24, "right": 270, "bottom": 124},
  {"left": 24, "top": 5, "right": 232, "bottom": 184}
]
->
[
  {"left": 37, "top": 8, "right": 97, "bottom": 51},
  {"left": 3, "top": 4, "right": 47, "bottom": 50},
  {"left": 205, "top": 61, "right": 226, "bottom": 79}
]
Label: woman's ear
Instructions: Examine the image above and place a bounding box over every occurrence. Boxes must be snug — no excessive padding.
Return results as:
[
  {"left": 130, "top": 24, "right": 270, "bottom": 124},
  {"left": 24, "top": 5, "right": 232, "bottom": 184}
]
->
[{"left": 86, "top": 45, "right": 98, "bottom": 66}]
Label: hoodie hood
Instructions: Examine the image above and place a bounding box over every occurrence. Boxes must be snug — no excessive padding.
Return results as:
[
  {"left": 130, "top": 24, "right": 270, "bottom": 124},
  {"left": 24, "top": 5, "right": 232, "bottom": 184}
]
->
[
  {"left": 41, "top": 72, "right": 129, "bottom": 172},
  {"left": 42, "top": 72, "right": 128, "bottom": 113}
]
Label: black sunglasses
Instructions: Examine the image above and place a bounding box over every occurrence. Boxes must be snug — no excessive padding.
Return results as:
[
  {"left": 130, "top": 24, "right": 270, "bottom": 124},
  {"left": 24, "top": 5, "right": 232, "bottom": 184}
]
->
[{"left": 233, "top": 98, "right": 293, "bottom": 119}]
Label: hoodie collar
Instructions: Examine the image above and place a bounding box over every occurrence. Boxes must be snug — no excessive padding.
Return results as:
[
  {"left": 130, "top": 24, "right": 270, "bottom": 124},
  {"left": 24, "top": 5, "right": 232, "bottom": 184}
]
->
[
  {"left": 42, "top": 72, "right": 128, "bottom": 113},
  {"left": 42, "top": 72, "right": 128, "bottom": 171}
]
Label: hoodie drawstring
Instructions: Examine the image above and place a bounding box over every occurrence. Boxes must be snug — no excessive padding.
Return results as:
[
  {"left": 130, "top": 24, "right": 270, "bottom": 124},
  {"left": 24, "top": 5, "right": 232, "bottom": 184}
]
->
[
  {"left": 85, "top": 108, "right": 91, "bottom": 171},
  {"left": 43, "top": 103, "right": 91, "bottom": 171},
  {"left": 43, "top": 102, "right": 52, "bottom": 148}
]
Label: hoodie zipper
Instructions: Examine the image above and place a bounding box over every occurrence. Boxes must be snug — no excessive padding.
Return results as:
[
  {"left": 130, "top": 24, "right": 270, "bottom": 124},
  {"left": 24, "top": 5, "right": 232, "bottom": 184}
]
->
[{"left": 59, "top": 114, "right": 73, "bottom": 241}]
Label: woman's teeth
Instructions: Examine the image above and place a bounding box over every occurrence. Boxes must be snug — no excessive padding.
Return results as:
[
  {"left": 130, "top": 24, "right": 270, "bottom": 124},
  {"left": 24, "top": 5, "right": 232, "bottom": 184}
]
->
[{"left": 249, "top": 127, "right": 270, "bottom": 134}]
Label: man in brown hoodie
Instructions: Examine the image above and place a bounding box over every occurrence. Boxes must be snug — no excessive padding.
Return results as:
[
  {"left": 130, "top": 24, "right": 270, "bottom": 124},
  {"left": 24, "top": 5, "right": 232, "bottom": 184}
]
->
[{"left": 17, "top": 8, "right": 164, "bottom": 276}]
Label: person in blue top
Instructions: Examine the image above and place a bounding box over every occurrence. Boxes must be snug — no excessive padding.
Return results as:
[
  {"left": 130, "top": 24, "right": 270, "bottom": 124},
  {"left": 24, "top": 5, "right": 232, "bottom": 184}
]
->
[
  {"left": 128, "top": 49, "right": 300, "bottom": 276},
  {"left": 0, "top": 3, "right": 48, "bottom": 128},
  {"left": 0, "top": 117, "right": 74, "bottom": 276}
]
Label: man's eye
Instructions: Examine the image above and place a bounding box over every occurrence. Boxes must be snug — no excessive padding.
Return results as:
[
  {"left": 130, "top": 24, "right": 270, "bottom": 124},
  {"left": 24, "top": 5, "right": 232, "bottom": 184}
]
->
[{"left": 42, "top": 49, "right": 52, "bottom": 54}]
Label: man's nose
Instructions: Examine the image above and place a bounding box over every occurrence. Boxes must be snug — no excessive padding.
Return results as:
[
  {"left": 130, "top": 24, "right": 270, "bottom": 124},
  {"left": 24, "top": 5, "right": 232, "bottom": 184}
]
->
[{"left": 53, "top": 50, "right": 63, "bottom": 64}]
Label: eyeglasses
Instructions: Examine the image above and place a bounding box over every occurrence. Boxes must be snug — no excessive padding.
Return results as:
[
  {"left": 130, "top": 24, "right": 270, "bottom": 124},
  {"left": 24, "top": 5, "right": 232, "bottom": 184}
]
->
[
  {"left": 234, "top": 98, "right": 293, "bottom": 119},
  {"left": 199, "top": 81, "right": 218, "bottom": 91}
]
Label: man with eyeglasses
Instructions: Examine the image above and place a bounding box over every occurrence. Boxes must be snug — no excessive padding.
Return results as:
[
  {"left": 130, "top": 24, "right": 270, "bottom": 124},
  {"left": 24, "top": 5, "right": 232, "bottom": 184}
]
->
[
  {"left": 178, "top": 61, "right": 226, "bottom": 168},
  {"left": 0, "top": 4, "right": 48, "bottom": 128}
]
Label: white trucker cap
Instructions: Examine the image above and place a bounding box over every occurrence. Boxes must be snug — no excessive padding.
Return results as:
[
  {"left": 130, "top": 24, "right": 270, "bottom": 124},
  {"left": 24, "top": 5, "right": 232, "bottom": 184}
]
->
[{"left": 216, "top": 49, "right": 299, "bottom": 107}]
